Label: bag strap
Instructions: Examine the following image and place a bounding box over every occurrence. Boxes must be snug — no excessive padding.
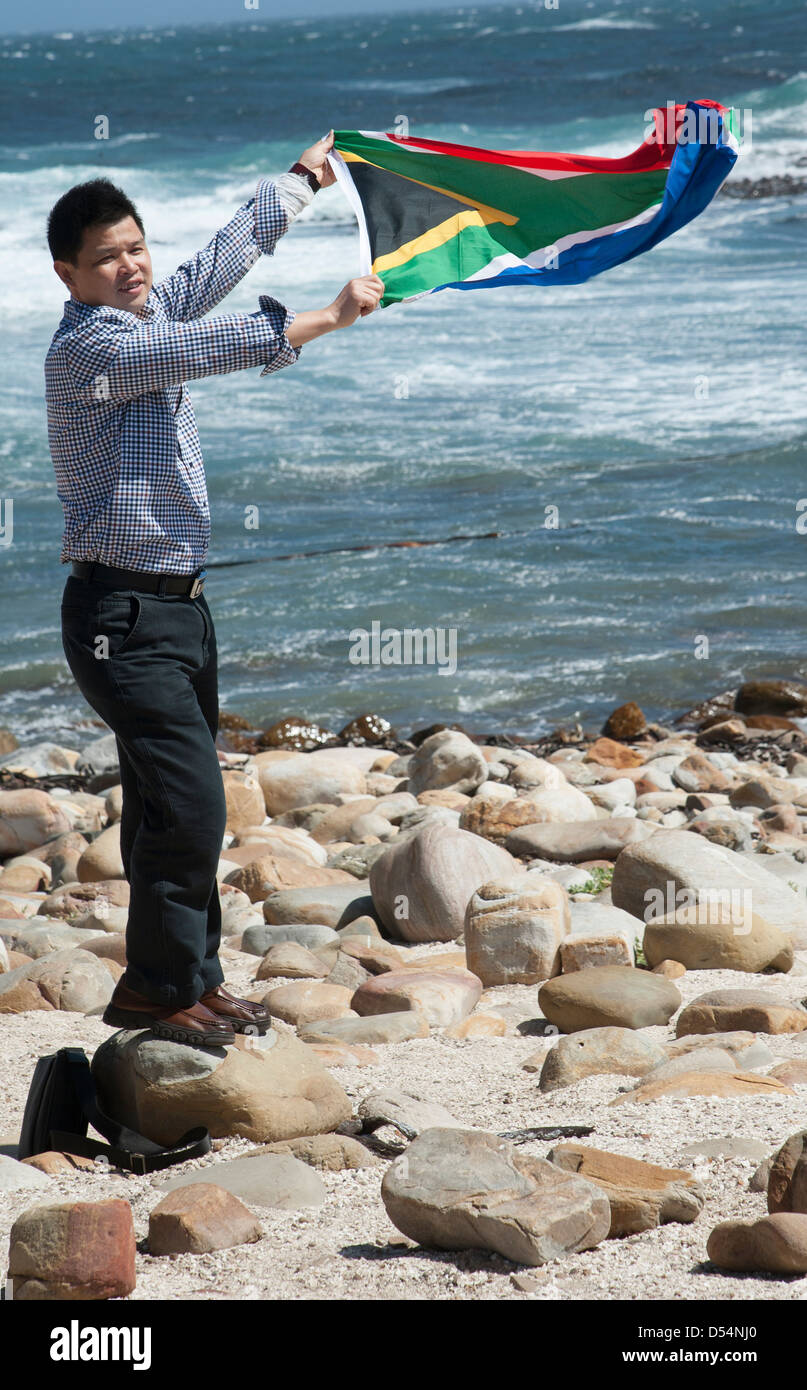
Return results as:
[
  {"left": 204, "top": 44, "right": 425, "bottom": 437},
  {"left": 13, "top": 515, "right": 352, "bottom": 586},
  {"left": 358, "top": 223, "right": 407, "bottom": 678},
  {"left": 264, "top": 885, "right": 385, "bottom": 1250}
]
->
[
  {"left": 48, "top": 1126, "right": 211, "bottom": 1174},
  {"left": 50, "top": 1049, "right": 211, "bottom": 1174}
]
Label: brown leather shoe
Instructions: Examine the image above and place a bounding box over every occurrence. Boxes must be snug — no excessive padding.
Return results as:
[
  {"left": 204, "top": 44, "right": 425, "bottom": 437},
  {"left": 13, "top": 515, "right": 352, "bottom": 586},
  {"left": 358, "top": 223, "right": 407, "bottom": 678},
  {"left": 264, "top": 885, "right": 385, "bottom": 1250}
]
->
[
  {"left": 102, "top": 980, "right": 235, "bottom": 1048},
  {"left": 198, "top": 984, "right": 272, "bottom": 1035}
]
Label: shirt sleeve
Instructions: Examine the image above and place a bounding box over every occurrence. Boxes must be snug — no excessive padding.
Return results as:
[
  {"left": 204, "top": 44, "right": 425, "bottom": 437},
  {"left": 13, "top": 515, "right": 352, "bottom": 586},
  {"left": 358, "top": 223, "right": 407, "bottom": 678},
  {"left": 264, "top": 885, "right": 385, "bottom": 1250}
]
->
[
  {"left": 150, "top": 179, "right": 293, "bottom": 322},
  {"left": 62, "top": 295, "right": 301, "bottom": 403},
  {"left": 273, "top": 170, "right": 317, "bottom": 222}
]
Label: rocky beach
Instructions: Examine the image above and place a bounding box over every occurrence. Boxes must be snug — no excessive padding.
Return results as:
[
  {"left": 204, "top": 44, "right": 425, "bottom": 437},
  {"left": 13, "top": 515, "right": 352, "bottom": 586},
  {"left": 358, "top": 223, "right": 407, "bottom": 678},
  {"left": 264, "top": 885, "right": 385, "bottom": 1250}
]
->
[{"left": 2, "top": 680, "right": 807, "bottom": 1301}]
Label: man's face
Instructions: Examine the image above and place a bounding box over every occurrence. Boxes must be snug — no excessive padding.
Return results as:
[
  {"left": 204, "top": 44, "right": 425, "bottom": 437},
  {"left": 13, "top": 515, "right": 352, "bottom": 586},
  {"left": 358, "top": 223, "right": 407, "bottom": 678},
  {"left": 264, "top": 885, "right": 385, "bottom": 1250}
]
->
[{"left": 54, "top": 215, "right": 153, "bottom": 313}]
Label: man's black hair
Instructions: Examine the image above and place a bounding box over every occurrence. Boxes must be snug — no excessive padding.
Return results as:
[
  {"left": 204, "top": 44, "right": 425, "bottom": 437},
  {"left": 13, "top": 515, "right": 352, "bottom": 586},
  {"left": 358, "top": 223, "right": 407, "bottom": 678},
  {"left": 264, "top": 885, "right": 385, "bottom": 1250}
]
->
[{"left": 47, "top": 178, "right": 145, "bottom": 264}]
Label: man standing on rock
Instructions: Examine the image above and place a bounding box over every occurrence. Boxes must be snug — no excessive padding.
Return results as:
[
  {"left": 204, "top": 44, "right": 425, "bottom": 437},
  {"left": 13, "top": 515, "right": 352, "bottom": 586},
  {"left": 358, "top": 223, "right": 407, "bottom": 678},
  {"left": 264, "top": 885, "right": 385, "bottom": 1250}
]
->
[{"left": 46, "top": 132, "right": 383, "bottom": 1048}]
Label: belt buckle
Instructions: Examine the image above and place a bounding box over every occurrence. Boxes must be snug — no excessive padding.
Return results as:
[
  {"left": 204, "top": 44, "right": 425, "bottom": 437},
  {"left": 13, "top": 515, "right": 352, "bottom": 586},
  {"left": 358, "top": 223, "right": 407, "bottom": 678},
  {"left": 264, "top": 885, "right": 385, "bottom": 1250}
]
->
[{"left": 188, "top": 569, "right": 206, "bottom": 599}]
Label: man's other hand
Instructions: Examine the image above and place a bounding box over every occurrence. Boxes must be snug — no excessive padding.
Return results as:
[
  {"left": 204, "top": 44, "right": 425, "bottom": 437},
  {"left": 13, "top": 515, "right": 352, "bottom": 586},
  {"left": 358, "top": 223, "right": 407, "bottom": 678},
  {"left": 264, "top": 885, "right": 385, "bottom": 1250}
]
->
[
  {"left": 296, "top": 131, "right": 337, "bottom": 188},
  {"left": 328, "top": 276, "right": 385, "bottom": 328}
]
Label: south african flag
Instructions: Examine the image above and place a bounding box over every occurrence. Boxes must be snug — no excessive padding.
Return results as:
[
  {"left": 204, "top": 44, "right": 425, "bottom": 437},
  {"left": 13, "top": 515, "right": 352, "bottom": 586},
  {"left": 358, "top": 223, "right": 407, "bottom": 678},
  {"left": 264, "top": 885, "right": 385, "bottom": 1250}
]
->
[{"left": 328, "top": 102, "right": 739, "bottom": 307}]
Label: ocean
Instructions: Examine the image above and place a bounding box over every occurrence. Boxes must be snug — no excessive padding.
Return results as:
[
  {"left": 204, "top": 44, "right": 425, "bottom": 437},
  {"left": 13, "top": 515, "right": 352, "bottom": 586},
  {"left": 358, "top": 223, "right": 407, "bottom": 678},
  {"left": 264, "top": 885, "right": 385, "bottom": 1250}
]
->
[{"left": 1, "top": 0, "right": 806, "bottom": 746}]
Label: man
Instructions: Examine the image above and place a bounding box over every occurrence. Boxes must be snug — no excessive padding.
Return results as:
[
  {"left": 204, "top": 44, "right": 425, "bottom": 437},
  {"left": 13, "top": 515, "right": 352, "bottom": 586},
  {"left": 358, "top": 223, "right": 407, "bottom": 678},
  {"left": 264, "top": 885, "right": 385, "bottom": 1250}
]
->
[{"left": 46, "top": 131, "right": 384, "bottom": 1048}]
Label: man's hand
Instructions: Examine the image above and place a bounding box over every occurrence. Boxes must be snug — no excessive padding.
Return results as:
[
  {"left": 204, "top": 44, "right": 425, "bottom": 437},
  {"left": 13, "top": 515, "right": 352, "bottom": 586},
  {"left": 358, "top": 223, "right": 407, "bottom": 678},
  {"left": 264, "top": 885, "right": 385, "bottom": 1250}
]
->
[
  {"left": 295, "top": 130, "right": 337, "bottom": 188},
  {"left": 327, "top": 275, "right": 385, "bottom": 328},
  {"left": 285, "top": 276, "right": 385, "bottom": 348}
]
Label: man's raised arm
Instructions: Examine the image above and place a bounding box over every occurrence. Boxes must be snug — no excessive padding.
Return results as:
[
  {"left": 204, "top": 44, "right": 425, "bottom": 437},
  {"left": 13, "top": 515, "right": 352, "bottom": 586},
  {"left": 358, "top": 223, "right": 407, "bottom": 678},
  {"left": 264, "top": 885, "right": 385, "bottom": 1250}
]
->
[{"left": 151, "top": 134, "right": 334, "bottom": 322}]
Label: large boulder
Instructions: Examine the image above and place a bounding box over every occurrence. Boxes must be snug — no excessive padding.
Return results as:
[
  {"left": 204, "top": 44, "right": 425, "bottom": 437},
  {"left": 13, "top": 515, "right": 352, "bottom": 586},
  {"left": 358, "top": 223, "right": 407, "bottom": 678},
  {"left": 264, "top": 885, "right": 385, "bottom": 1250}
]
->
[
  {"left": 767, "top": 1130, "right": 807, "bottom": 1214},
  {"left": 91, "top": 1030, "right": 352, "bottom": 1145},
  {"left": 221, "top": 770, "right": 266, "bottom": 834},
  {"left": 407, "top": 730, "right": 488, "bottom": 796},
  {"left": 370, "top": 822, "right": 516, "bottom": 942},
  {"left": 506, "top": 818, "right": 656, "bottom": 862},
  {"left": 675, "top": 989, "right": 807, "bottom": 1037},
  {"left": 76, "top": 824, "right": 124, "bottom": 883},
  {"left": 154, "top": 1154, "right": 325, "bottom": 1211},
  {"left": 547, "top": 1144, "right": 705, "bottom": 1236},
  {"left": 224, "top": 855, "right": 353, "bottom": 903},
  {"left": 611, "top": 828, "right": 807, "bottom": 931},
  {"left": 0, "top": 948, "right": 114, "bottom": 1014},
  {"left": 0, "top": 789, "right": 73, "bottom": 856},
  {"left": 538, "top": 1027, "right": 667, "bottom": 1092},
  {"left": 707, "top": 1214, "right": 807, "bottom": 1273},
  {"left": 148, "top": 1183, "right": 262, "bottom": 1255},
  {"left": 538, "top": 965, "right": 682, "bottom": 1034},
  {"left": 254, "top": 753, "right": 367, "bottom": 816},
  {"left": 381, "top": 1128, "right": 610, "bottom": 1267},
  {"left": 39, "top": 879, "right": 130, "bottom": 918},
  {"left": 262, "top": 883, "right": 375, "bottom": 930},
  {"left": 464, "top": 876, "right": 570, "bottom": 985},
  {"left": 611, "top": 1070, "right": 793, "bottom": 1105},
  {"left": 351, "top": 967, "right": 482, "bottom": 1029},
  {"left": 643, "top": 905, "right": 794, "bottom": 973},
  {"left": 7, "top": 1198, "right": 136, "bottom": 1300},
  {"left": 298, "top": 1012, "right": 429, "bottom": 1045}
]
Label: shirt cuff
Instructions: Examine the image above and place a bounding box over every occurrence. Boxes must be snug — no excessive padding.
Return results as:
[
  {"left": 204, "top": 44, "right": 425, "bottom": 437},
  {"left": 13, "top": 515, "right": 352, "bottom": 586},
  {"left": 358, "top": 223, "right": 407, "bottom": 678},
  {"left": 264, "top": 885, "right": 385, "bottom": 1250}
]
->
[
  {"left": 257, "top": 294, "right": 301, "bottom": 375},
  {"left": 253, "top": 179, "right": 290, "bottom": 253},
  {"left": 273, "top": 170, "right": 317, "bottom": 222}
]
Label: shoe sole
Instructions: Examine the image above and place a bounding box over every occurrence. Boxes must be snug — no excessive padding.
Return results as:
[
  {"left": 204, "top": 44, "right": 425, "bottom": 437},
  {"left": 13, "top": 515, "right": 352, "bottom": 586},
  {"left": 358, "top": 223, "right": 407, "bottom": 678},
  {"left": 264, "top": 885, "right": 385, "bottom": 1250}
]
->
[
  {"left": 227, "top": 1017, "right": 272, "bottom": 1035},
  {"left": 102, "top": 1004, "right": 235, "bottom": 1048}
]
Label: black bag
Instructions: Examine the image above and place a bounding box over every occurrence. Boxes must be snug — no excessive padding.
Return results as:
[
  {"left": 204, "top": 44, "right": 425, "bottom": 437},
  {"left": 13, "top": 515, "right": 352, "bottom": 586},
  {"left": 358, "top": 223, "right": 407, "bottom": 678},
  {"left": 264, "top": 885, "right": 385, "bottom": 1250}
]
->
[{"left": 17, "top": 1047, "right": 211, "bottom": 1175}]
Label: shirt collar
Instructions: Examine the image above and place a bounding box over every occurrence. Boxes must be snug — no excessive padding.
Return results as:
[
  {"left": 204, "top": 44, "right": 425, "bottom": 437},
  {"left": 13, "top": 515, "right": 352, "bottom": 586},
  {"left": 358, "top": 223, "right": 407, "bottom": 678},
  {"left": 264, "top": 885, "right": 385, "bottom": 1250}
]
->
[{"left": 63, "top": 287, "right": 158, "bottom": 324}]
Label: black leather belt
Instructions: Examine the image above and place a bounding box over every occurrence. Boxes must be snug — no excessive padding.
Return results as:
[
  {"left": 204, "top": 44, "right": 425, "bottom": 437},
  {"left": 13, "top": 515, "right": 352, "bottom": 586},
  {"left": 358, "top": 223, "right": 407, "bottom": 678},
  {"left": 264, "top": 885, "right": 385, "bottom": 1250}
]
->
[{"left": 71, "top": 561, "right": 207, "bottom": 598}]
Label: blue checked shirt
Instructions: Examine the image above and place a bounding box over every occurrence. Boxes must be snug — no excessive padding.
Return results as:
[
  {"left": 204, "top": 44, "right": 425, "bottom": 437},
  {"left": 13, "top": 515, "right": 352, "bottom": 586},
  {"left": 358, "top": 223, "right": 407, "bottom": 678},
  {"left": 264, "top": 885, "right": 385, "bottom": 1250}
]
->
[{"left": 45, "top": 173, "right": 314, "bottom": 575}]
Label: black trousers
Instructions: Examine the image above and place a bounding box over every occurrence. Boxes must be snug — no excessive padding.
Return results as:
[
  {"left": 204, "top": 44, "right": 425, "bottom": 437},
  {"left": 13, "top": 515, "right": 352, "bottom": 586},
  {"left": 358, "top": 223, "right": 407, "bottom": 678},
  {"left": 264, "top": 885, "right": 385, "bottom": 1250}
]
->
[{"left": 60, "top": 572, "right": 227, "bottom": 1008}]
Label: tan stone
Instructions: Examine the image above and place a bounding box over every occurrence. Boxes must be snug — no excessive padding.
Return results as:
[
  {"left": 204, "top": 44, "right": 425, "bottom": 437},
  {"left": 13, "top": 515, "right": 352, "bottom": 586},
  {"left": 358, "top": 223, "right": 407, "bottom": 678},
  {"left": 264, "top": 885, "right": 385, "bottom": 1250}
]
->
[
  {"left": 224, "top": 855, "right": 353, "bottom": 903},
  {"left": 91, "top": 1028, "right": 352, "bottom": 1145},
  {"left": 246, "top": 1134, "right": 382, "bottom": 1171},
  {"left": 0, "top": 948, "right": 114, "bottom": 1014},
  {"left": 306, "top": 1042, "right": 380, "bottom": 1067},
  {"left": 256, "top": 942, "right": 330, "bottom": 981},
  {"left": 222, "top": 769, "right": 266, "bottom": 834},
  {"left": 465, "top": 876, "right": 569, "bottom": 986},
  {"left": 254, "top": 753, "right": 367, "bottom": 816},
  {"left": 369, "top": 821, "right": 517, "bottom": 943},
  {"left": 20, "top": 1151, "right": 97, "bottom": 1175},
  {"left": 148, "top": 1182, "right": 261, "bottom": 1255},
  {"left": 40, "top": 879, "right": 130, "bottom": 918},
  {"left": 0, "top": 789, "right": 73, "bottom": 856},
  {"left": 0, "top": 857, "right": 51, "bottom": 893},
  {"left": 76, "top": 824, "right": 124, "bottom": 882},
  {"left": 675, "top": 990, "right": 807, "bottom": 1037},
  {"left": 308, "top": 799, "right": 378, "bottom": 844},
  {"left": 351, "top": 967, "right": 482, "bottom": 1028},
  {"left": 298, "top": 1012, "right": 430, "bottom": 1046},
  {"left": 652, "top": 959, "right": 687, "bottom": 979},
  {"left": 444, "top": 1013, "right": 507, "bottom": 1039},
  {"left": 643, "top": 906, "right": 794, "bottom": 974},
  {"left": 417, "top": 789, "right": 471, "bottom": 810},
  {"left": 707, "top": 1214, "right": 807, "bottom": 1273},
  {"left": 768, "top": 1061, "right": 807, "bottom": 1088},
  {"left": 539, "top": 966, "right": 681, "bottom": 1034},
  {"left": 547, "top": 1143, "right": 704, "bottom": 1235},
  {"left": 259, "top": 981, "right": 355, "bottom": 1026},
  {"left": 610, "top": 1069, "right": 794, "bottom": 1105},
  {"left": 560, "top": 934, "right": 632, "bottom": 973},
  {"left": 538, "top": 1027, "right": 667, "bottom": 1092},
  {"left": 7, "top": 1198, "right": 136, "bottom": 1299},
  {"left": 459, "top": 797, "right": 555, "bottom": 846},
  {"left": 767, "top": 1130, "right": 807, "bottom": 1214},
  {"left": 337, "top": 938, "right": 405, "bottom": 974},
  {"left": 584, "top": 739, "right": 645, "bottom": 769}
]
